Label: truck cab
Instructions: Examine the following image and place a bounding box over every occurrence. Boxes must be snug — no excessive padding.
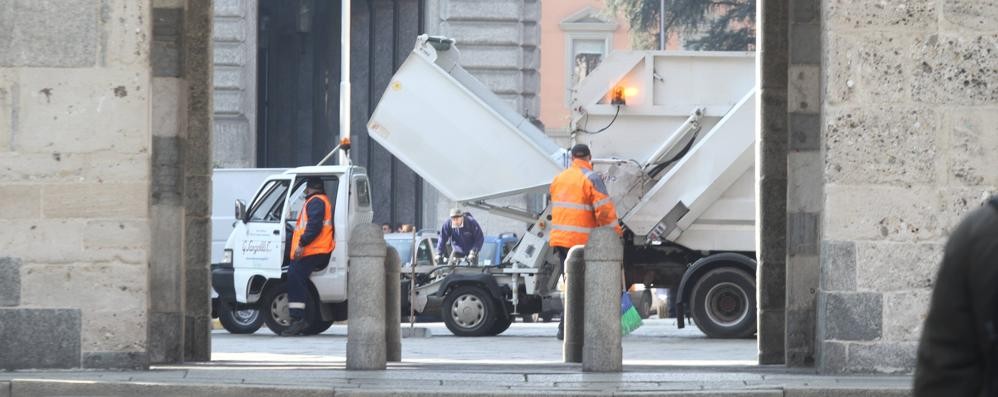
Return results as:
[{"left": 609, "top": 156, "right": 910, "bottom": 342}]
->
[{"left": 212, "top": 165, "right": 373, "bottom": 335}]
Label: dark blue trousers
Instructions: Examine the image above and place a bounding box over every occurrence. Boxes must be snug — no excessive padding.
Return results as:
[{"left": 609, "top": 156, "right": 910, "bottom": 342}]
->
[{"left": 287, "top": 253, "right": 330, "bottom": 320}]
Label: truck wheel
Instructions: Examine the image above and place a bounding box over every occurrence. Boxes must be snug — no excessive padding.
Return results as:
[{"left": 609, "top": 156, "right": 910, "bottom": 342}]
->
[
  {"left": 629, "top": 290, "right": 653, "bottom": 319},
  {"left": 442, "top": 285, "right": 498, "bottom": 337},
  {"left": 689, "top": 268, "right": 756, "bottom": 339},
  {"left": 218, "top": 301, "right": 264, "bottom": 334},
  {"left": 490, "top": 314, "right": 513, "bottom": 335}
]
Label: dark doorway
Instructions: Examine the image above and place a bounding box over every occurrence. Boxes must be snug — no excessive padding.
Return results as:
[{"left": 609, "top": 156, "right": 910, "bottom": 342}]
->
[{"left": 256, "top": 0, "right": 424, "bottom": 228}]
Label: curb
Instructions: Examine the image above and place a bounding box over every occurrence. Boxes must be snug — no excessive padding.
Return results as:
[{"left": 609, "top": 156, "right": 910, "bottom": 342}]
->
[{"left": 1, "top": 379, "right": 913, "bottom": 397}]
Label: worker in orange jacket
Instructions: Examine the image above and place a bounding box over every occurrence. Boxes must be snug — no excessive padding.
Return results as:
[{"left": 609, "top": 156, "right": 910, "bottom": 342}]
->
[
  {"left": 550, "top": 143, "right": 621, "bottom": 338},
  {"left": 283, "top": 176, "right": 335, "bottom": 336}
]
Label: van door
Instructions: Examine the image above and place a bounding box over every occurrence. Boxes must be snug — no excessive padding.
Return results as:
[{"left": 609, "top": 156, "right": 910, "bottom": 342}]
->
[{"left": 232, "top": 177, "right": 292, "bottom": 303}]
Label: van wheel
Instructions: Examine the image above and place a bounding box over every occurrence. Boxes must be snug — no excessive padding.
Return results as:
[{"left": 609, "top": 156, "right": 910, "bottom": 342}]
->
[
  {"left": 218, "top": 301, "right": 264, "bottom": 334},
  {"left": 261, "top": 281, "right": 323, "bottom": 335},
  {"left": 689, "top": 268, "right": 756, "bottom": 338},
  {"left": 442, "top": 286, "right": 497, "bottom": 337},
  {"left": 302, "top": 319, "right": 334, "bottom": 335},
  {"left": 261, "top": 282, "right": 293, "bottom": 335}
]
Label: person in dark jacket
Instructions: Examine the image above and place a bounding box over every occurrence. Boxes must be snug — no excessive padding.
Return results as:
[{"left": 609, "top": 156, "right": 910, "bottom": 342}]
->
[
  {"left": 914, "top": 196, "right": 998, "bottom": 396},
  {"left": 435, "top": 208, "right": 484, "bottom": 264}
]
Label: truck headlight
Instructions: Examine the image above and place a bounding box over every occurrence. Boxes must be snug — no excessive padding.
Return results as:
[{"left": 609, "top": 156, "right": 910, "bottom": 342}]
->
[{"left": 222, "top": 249, "right": 233, "bottom": 266}]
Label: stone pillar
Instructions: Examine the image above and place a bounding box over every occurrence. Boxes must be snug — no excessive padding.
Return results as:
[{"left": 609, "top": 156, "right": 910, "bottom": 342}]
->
[
  {"left": 347, "top": 224, "right": 387, "bottom": 370},
  {"left": 562, "top": 245, "right": 585, "bottom": 363},
  {"left": 756, "top": 0, "right": 789, "bottom": 365},
  {"left": 582, "top": 228, "right": 622, "bottom": 373},
  {"left": 182, "top": 0, "right": 215, "bottom": 363},
  {"left": 149, "top": 2, "right": 187, "bottom": 365},
  {"left": 784, "top": 0, "right": 822, "bottom": 367},
  {"left": 385, "top": 246, "right": 402, "bottom": 363}
]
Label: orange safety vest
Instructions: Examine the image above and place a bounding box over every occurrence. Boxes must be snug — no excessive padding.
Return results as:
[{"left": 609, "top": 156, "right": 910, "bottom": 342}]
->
[
  {"left": 290, "top": 194, "right": 335, "bottom": 260},
  {"left": 549, "top": 159, "right": 621, "bottom": 248}
]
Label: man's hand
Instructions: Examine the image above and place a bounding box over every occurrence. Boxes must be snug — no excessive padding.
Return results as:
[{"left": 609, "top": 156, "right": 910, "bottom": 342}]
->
[
  {"left": 467, "top": 250, "right": 478, "bottom": 264},
  {"left": 434, "top": 254, "right": 442, "bottom": 264},
  {"left": 294, "top": 246, "right": 304, "bottom": 258}
]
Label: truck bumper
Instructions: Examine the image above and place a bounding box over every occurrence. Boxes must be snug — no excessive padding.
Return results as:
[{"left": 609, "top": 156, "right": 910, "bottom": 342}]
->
[{"left": 210, "top": 263, "right": 236, "bottom": 304}]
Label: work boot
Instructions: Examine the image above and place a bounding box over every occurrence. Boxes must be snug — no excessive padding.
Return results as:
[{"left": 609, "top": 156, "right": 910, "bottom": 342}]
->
[
  {"left": 281, "top": 319, "right": 308, "bottom": 337},
  {"left": 556, "top": 317, "right": 564, "bottom": 340}
]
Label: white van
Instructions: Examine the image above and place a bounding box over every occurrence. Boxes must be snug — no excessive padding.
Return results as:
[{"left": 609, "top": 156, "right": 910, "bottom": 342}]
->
[{"left": 212, "top": 165, "right": 373, "bottom": 335}]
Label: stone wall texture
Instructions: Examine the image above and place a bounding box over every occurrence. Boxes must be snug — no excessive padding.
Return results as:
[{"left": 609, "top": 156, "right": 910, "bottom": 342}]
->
[
  {"left": 0, "top": 0, "right": 152, "bottom": 369},
  {"left": 817, "top": 0, "right": 998, "bottom": 373},
  {"left": 211, "top": 0, "right": 256, "bottom": 168}
]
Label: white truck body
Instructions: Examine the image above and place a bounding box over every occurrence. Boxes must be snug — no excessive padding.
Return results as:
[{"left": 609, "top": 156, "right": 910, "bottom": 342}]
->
[
  {"left": 366, "top": 36, "right": 758, "bottom": 337},
  {"left": 367, "top": 37, "right": 755, "bottom": 252}
]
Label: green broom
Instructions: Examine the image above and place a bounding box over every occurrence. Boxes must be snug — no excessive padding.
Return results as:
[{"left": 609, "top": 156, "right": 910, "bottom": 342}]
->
[{"left": 620, "top": 291, "right": 643, "bottom": 336}]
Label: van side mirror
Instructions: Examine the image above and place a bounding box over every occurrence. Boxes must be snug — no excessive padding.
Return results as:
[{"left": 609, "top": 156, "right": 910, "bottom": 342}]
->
[{"left": 235, "top": 199, "right": 247, "bottom": 222}]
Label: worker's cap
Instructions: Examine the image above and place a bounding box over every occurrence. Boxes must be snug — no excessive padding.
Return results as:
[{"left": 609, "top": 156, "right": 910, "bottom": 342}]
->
[
  {"left": 570, "top": 144, "right": 591, "bottom": 158},
  {"left": 449, "top": 208, "right": 464, "bottom": 218},
  {"left": 305, "top": 177, "right": 324, "bottom": 190}
]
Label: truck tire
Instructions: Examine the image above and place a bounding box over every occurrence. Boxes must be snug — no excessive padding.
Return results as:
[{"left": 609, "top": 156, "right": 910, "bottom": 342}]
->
[
  {"left": 441, "top": 285, "right": 498, "bottom": 337},
  {"left": 629, "top": 290, "right": 653, "bottom": 319},
  {"left": 689, "top": 268, "right": 756, "bottom": 338},
  {"left": 490, "top": 314, "right": 513, "bottom": 335},
  {"left": 218, "top": 301, "right": 264, "bottom": 334}
]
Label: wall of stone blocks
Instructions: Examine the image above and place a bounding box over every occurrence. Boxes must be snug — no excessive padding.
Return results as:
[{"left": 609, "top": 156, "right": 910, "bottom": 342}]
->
[
  {"left": 816, "top": 0, "right": 998, "bottom": 373},
  {"left": 424, "top": 0, "right": 540, "bottom": 119},
  {"left": 0, "top": 0, "right": 152, "bottom": 369},
  {"left": 212, "top": 0, "right": 257, "bottom": 168},
  {"left": 0, "top": 0, "right": 213, "bottom": 370}
]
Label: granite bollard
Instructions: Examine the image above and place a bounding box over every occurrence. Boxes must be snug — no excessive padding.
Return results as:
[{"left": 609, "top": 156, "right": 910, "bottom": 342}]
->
[
  {"left": 582, "top": 227, "right": 623, "bottom": 373},
  {"left": 347, "top": 224, "right": 387, "bottom": 370},
  {"left": 385, "top": 246, "right": 402, "bottom": 362},
  {"left": 563, "top": 245, "right": 585, "bottom": 363}
]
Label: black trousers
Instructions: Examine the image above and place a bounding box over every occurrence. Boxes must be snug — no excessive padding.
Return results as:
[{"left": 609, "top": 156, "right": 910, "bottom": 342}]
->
[{"left": 288, "top": 253, "right": 330, "bottom": 320}]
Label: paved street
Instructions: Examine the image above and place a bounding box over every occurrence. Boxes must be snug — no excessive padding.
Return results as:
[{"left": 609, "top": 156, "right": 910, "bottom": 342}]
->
[
  {"left": 0, "top": 319, "right": 911, "bottom": 396},
  {"left": 212, "top": 318, "right": 758, "bottom": 366}
]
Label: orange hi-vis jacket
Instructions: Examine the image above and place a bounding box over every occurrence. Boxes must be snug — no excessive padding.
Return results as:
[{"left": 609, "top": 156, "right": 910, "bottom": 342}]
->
[
  {"left": 549, "top": 159, "right": 621, "bottom": 248},
  {"left": 290, "top": 194, "right": 335, "bottom": 260}
]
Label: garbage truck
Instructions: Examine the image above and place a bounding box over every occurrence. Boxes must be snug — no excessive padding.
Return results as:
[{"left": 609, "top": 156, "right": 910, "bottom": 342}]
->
[
  {"left": 367, "top": 35, "right": 757, "bottom": 338},
  {"left": 213, "top": 34, "right": 757, "bottom": 338}
]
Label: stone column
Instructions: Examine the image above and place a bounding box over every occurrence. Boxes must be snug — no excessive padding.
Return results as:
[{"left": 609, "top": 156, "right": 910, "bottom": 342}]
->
[
  {"left": 385, "top": 246, "right": 402, "bottom": 363},
  {"left": 182, "top": 0, "right": 215, "bottom": 363},
  {"left": 562, "top": 245, "right": 585, "bottom": 363},
  {"left": 347, "top": 224, "right": 387, "bottom": 370},
  {"left": 784, "top": 0, "right": 822, "bottom": 367},
  {"left": 756, "top": 0, "right": 789, "bottom": 365},
  {"left": 582, "top": 228, "right": 623, "bottom": 373}
]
